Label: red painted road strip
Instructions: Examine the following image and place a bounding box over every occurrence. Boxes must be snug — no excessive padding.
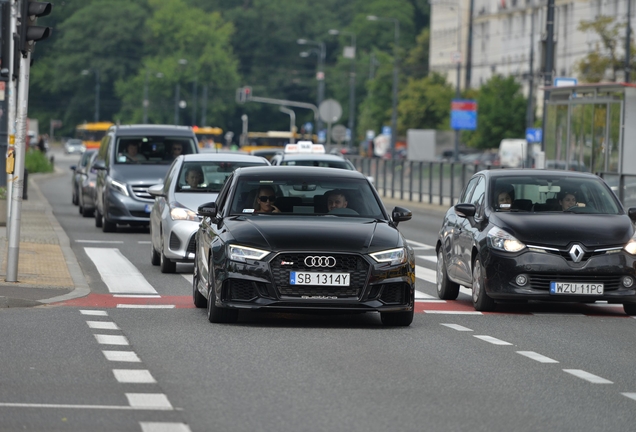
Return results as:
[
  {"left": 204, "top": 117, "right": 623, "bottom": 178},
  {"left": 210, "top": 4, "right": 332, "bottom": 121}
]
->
[{"left": 51, "top": 294, "right": 632, "bottom": 317}]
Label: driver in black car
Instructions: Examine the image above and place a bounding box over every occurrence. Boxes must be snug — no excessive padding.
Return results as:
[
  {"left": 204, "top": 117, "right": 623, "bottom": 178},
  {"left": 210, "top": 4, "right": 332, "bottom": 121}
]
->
[{"left": 559, "top": 190, "right": 578, "bottom": 211}]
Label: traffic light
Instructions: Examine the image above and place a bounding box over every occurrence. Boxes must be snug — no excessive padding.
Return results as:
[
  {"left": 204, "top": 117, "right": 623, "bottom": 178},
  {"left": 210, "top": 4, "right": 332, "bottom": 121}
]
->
[
  {"left": 18, "top": 0, "right": 52, "bottom": 56},
  {"left": 243, "top": 86, "right": 252, "bottom": 101},
  {"left": 236, "top": 86, "right": 253, "bottom": 103}
]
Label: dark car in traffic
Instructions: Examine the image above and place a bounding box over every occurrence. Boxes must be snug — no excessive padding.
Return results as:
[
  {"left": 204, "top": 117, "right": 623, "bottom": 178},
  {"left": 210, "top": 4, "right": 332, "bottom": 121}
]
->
[
  {"left": 436, "top": 169, "right": 636, "bottom": 314},
  {"left": 78, "top": 151, "right": 99, "bottom": 217},
  {"left": 193, "top": 166, "right": 415, "bottom": 326},
  {"left": 71, "top": 149, "right": 97, "bottom": 207},
  {"left": 93, "top": 124, "right": 199, "bottom": 232}
]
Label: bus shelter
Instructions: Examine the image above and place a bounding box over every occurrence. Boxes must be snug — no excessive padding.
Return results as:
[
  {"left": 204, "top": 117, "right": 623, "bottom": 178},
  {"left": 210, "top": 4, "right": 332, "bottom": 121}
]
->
[{"left": 543, "top": 83, "right": 636, "bottom": 206}]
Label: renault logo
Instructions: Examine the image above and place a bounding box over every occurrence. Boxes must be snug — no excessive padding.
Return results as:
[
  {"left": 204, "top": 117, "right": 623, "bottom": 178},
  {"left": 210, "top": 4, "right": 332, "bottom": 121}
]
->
[
  {"left": 569, "top": 244, "right": 584, "bottom": 263},
  {"left": 304, "top": 256, "right": 337, "bottom": 268}
]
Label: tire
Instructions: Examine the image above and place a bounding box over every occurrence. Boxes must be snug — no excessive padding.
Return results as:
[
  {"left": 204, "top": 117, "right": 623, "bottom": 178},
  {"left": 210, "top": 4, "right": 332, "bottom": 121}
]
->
[
  {"left": 380, "top": 309, "right": 414, "bottom": 326},
  {"left": 72, "top": 186, "right": 78, "bottom": 205},
  {"left": 206, "top": 259, "right": 238, "bottom": 323},
  {"left": 94, "top": 207, "right": 103, "bottom": 228},
  {"left": 624, "top": 303, "right": 636, "bottom": 316},
  {"left": 437, "top": 249, "right": 460, "bottom": 300},
  {"left": 472, "top": 258, "right": 496, "bottom": 312},
  {"left": 81, "top": 206, "right": 94, "bottom": 218},
  {"left": 192, "top": 256, "right": 207, "bottom": 308},
  {"left": 150, "top": 239, "right": 160, "bottom": 266},
  {"left": 102, "top": 214, "right": 116, "bottom": 233},
  {"left": 78, "top": 205, "right": 83, "bottom": 214},
  {"left": 159, "top": 236, "right": 176, "bottom": 273}
]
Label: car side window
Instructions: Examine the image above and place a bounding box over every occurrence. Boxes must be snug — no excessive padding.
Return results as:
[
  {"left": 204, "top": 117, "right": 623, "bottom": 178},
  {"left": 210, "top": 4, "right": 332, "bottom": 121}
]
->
[
  {"left": 471, "top": 177, "right": 486, "bottom": 215},
  {"left": 215, "top": 173, "right": 234, "bottom": 215},
  {"left": 460, "top": 177, "right": 479, "bottom": 204},
  {"left": 164, "top": 160, "right": 179, "bottom": 194}
]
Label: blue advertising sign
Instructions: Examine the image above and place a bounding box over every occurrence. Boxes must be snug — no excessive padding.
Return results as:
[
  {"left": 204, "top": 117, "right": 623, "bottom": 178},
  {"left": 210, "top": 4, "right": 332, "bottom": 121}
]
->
[
  {"left": 450, "top": 99, "right": 477, "bottom": 131},
  {"left": 525, "top": 128, "right": 542, "bottom": 143}
]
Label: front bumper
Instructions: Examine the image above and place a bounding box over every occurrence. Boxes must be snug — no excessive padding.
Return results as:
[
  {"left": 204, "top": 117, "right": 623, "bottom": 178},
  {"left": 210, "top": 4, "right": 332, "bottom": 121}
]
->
[
  {"left": 214, "top": 252, "right": 415, "bottom": 312},
  {"left": 482, "top": 247, "right": 636, "bottom": 302},
  {"left": 163, "top": 220, "right": 199, "bottom": 262},
  {"left": 106, "top": 190, "right": 153, "bottom": 225}
]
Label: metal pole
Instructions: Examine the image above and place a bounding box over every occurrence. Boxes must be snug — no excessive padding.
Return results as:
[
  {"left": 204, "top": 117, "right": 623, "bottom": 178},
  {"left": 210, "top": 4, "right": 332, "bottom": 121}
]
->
[
  {"left": 174, "top": 83, "right": 180, "bottom": 125},
  {"left": 192, "top": 77, "right": 198, "bottom": 126},
  {"left": 240, "top": 114, "right": 248, "bottom": 147},
  {"left": 6, "top": 0, "right": 17, "bottom": 225},
  {"left": 454, "top": 62, "right": 461, "bottom": 162},
  {"left": 465, "top": 0, "right": 475, "bottom": 88},
  {"left": 526, "top": 8, "right": 536, "bottom": 129},
  {"left": 540, "top": 0, "right": 556, "bottom": 152},
  {"left": 201, "top": 84, "right": 207, "bottom": 126},
  {"left": 454, "top": 5, "right": 462, "bottom": 163},
  {"left": 390, "top": 20, "right": 399, "bottom": 159},
  {"left": 348, "top": 34, "right": 356, "bottom": 148},
  {"left": 95, "top": 69, "right": 100, "bottom": 122},
  {"left": 317, "top": 42, "right": 325, "bottom": 134},
  {"left": 279, "top": 107, "right": 296, "bottom": 143},
  {"left": 627, "top": 0, "right": 632, "bottom": 82},
  {"left": 6, "top": 51, "right": 31, "bottom": 282},
  {"left": 143, "top": 70, "right": 149, "bottom": 123}
]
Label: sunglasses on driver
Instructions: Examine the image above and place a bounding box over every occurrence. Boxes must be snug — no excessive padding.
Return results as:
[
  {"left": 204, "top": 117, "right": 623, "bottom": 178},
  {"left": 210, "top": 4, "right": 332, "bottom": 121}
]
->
[{"left": 259, "top": 195, "right": 276, "bottom": 203}]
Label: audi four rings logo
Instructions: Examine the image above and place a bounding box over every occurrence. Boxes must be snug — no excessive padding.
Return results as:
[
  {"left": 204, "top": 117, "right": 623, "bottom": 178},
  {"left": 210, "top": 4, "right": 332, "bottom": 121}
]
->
[{"left": 304, "top": 256, "right": 337, "bottom": 267}]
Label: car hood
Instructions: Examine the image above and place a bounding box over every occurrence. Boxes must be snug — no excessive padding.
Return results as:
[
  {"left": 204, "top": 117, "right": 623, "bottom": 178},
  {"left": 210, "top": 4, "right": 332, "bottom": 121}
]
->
[
  {"left": 492, "top": 213, "right": 634, "bottom": 247},
  {"left": 110, "top": 164, "right": 171, "bottom": 185},
  {"left": 225, "top": 217, "right": 401, "bottom": 253},
  {"left": 174, "top": 192, "right": 219, "bottom": 212}
]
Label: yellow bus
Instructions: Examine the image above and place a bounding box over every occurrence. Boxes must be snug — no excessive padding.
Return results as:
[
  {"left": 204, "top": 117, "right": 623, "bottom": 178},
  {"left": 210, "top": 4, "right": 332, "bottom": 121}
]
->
[
  {"left": 75, "top": 122, "right": 114, "bottom": 150},
  {"left": 242, "top": 131, "right": 317, "bottom": 154},
  {"left": 193, "top": 126, "right": 223, "bottom": 149}
]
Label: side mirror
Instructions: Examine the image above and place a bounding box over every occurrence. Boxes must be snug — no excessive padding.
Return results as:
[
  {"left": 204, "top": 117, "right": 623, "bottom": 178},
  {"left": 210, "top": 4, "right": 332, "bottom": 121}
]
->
[
  {"left": 392, "top": 206, "right": 412, "bottom": 225},
  {"left": 92, "top": 159, "right": 107, "bottom": 171},
  {"left": 148, "top": 184, "right": 165, "bottom": 198},
  {"left": 198, "top": 201, "right": 218, "bottom": 218},
  {"left": 454, "top": 203, "right": 476, "bottom": 218},
  {"left": 628, "top": 207, "right": 636, "bottom": 222},
  {"left": 70, "top": 165, "right": 77, "bottom": 171}
]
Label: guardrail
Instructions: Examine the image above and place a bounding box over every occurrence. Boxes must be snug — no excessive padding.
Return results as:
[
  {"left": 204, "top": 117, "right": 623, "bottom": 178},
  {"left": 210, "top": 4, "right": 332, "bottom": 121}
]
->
[{"left": 347, "top": 156, "right": 636, "bottom": 210}]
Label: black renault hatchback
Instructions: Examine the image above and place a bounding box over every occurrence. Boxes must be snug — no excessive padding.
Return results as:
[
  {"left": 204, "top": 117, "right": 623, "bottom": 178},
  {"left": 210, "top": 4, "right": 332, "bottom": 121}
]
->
[
  {"left": 193, "top": 166, "right": 415, "bottom": 326},
  {"left": 436, "top": 169, "right": 636, "bottom": 314}
]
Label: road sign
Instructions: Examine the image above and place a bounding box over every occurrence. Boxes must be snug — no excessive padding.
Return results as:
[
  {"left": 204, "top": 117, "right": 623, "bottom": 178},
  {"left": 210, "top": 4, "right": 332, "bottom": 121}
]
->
[
  {"left": 554, "top": 77, "right": 578, "bottom": 87},
  {"left": 317, "top": 130, "right": 326, "bottom": 143},
  {"left": 526, "top": 128, "right": 542, "bottom": 143},
  {"left": 331, "top": 124, "right": 347, "bottom": 142},
  {"left": 382, "top": 126, "right": 392, "bottom": 136},
  {"left": 319, "top": 99, "right": 342, "bottom": 123},
  {"left": 450, "top": 99, "right": 477, "bottom": 130},
  {"left": 304, "top": 122, "right": 313, "bottom": 133}
]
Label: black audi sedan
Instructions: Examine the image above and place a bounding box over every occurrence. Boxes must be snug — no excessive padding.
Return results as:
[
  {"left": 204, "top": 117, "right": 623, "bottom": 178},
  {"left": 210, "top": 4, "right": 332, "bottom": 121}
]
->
[
  {"left": 193, "top": 166, "right": 415, "bottom": 326},
  {"left": 436, "top": 169, "right": 636, "bottom": 314}
]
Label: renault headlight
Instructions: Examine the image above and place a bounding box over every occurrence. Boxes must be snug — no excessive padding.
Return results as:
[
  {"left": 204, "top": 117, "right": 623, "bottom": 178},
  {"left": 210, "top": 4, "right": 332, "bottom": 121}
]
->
[
  {"left": 169, "top": 203, "right": 198, "bottom": 221},
  {"left": 625, "top": 233, "right": 636, "bottom": 255},
  {"left": 229, "top": 244, "right": 269, "bottom": 263},
  {"left": 487, "top": 227, "right": 526, "bottom": 252},
  {"left": 108, "top": 179, "right": 129, "bottom": 196},
  {"left": 370, "top": 247, "right": 407, "bottom": 265}
]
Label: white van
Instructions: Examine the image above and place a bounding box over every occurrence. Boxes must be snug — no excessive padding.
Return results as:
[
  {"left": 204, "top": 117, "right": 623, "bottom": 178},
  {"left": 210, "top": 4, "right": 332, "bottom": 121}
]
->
[{"left": 498, "top": 139, "right": 528, "bottom": 168}]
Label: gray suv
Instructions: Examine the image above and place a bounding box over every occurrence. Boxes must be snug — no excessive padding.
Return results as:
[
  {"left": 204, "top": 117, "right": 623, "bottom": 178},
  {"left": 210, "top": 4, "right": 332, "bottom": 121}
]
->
[{"left": 93, "top": 124, "right": 199, "bottom": 232}]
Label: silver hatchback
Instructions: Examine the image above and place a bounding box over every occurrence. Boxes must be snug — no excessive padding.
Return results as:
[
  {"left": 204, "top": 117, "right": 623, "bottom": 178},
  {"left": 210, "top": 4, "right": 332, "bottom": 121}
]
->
[{"left": 148, "top": 153, "right": 269, "bottom": 273}]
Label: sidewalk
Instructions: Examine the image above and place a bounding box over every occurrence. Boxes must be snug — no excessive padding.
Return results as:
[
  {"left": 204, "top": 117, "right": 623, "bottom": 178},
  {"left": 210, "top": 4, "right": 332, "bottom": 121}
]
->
[{"left": 0, "top": 171, "right": 89, "bottom": 307}]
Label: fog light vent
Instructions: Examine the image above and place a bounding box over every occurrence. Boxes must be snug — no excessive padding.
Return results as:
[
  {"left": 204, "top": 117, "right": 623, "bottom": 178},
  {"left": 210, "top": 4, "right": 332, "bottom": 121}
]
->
[
  {"left": 516, "top": 275, "right": 528, "bottom": 286},
  {"left": 623, "top": 276, "right": 634, "bottom": 288}
]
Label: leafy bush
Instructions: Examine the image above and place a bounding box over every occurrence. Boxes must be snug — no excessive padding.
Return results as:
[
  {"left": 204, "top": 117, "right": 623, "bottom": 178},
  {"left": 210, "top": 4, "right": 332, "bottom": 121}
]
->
[
  {"left": 25, "top": 149, "right": 54, "bottom": 173},
  {"left": 0, "top": 186, "right": 6, "bottom": 200}
]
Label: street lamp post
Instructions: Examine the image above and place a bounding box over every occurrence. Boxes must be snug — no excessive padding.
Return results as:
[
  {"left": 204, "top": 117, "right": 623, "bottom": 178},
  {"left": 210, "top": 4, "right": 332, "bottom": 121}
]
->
[
  {"left": 367, "top": 15, "right": 400, "bottom": 159},
  {"left": 82, "top": 69, "right": 100, "bottom": 122},
  {"left": 174, "top": 59, "right": 188, "bottom": 125},
  {"left": 297, "top": 38, "right": 326, "bottom": 134},
  {"left": 329, "top": 29, "right": 357, "bottom": 147},
  {"left": 143, "top": 71, "right": 164, "bottom": 124}
]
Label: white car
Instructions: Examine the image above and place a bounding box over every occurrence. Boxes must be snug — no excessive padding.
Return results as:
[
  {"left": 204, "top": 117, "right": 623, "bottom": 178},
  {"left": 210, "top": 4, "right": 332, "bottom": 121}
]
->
[
  {"left": 64, "top": 139, "right": 86, "bottom": 154},
  {"left": 148, "top": 153, "right": 270, "bottom": 273}
]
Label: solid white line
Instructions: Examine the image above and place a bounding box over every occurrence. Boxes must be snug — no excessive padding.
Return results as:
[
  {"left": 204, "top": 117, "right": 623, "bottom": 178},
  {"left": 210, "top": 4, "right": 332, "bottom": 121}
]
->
[
  {"left": 116, "top": 305, "right": 175, "bottom": 309},
  {"left": 563, "top": 369, "right": 613, "bottom": 384},
  {"left": 94, "top": 334, "right": 129, "bottom": 346},
  {"left": 84, "top": 248, "right": 158, "bottom": 294},
  {"left": 474, "top": 335, "right": 513, "bottom": 345},
  {"left": 425, "top": 310, "right": 482, "bottom": 315},
  {"left": 0, "top": 403, "right": 173, "bottom": 411},
  {"left": 76, "top": 240, "right": 124, "bottom": 244},
  {"left": 621, "top": 393, "right": 636, "bottom": 401},
  {"left": 126, "top": 394, "right": 172, "bottom": 409},
  {"left": 80, "top": 310, "right": 108, "bottom": 316},
  {"left": 516, "top": 351, "right": 559, "bottom": 363},
  {"left": 138, "top": 241, "right": 152, "bottom": 244},
  {"left": 113, "top": 294, "right": 161, "bottom": 298},
  {"left": 415, "top": 289, "right": 436, "bottom": 299},
  {"left": 441, "top": 323, "right": 473, "bottom": 331},
  {"left": 415, "top": 265, "right": 436, "bottom": 284},
  {"left": 416, "top": 299, "right": 447, "bottom": 303},
  {"left": 418, "top": 255, "right": 438, "bottom": 263},
  {"left": 140, "top": 423, "right": 192, "bottom": 432},
  {"left": 86, "top": 321, "right": 120, "bottom": 330},
  {"left": 102, "top": 351, "right": 141, "bottom": 363},
  {"left": 113, "top": 369, "right": 157, "bottom": 384}
]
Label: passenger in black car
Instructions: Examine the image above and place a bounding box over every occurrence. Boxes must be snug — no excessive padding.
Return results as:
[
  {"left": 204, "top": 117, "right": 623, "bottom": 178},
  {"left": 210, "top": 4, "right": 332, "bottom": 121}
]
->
[{"left": 253, "top": 186, "right": 280, "bottom": 213}]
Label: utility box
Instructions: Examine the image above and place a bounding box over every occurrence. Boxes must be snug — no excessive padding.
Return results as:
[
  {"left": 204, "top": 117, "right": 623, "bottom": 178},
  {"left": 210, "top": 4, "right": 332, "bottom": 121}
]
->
[{"left": 407, "top": 129, "right": 454, "bottom": 161}]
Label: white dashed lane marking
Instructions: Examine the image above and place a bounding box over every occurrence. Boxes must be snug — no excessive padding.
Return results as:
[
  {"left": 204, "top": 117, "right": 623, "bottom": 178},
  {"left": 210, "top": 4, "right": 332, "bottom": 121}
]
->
[
  {"left": 474, "top": 335, "right": 513, "bottom": 345},
  {"left": 112, "top": 369, "right": 157, "bottom": 384},
  {"left": 86, "top": 321, "right": 120, "bottom": 330},
  {"left": 441, "top": 323, "right": 473, "bottom": 331},
  {"left": 102, "top": 351, "right": 142, "bottom": 363},
  {"left": 563, "top": 369, "right": 613, "bottom": 384},
  {"left": 516, "top": 351, "right": 559, "bottom": 363},
  {"left": 140, "top": 422, "right": 192, "bottom": 432},
  {"left": 80, "top": 310, "right": 108, "bottom": 316},
  {"left": 125, "top": 393, "right": 172, "bottom": 409},
  {"left": 94, "top": 334, "right": 130, "bottom": 346}
]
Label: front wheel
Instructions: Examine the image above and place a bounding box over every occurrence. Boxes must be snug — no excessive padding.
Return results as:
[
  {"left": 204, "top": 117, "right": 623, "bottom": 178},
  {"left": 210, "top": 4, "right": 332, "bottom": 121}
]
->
[
  {"left": 95, "top": 207, "right": 103, "bottom": 228},
  {"left": 192, "top": 255, "right": 207, "bottom": 308},
  {"left": 102, "top": 214, "right": 116, "bottom": 233},
  {"left": 159, "top": 237, "right": 176, "bottom": 273},
  {"left": 206, "top": 258, "right": 238, "bottom": 323},
  {"left": 437, "top": 249, "right": 460, "bottom": 300},
  {"left": 472, "top": 258, "right": 496, "bottom": 312},
  {"left": 380, "top": 310, "right": 414, "bottom": 326}
]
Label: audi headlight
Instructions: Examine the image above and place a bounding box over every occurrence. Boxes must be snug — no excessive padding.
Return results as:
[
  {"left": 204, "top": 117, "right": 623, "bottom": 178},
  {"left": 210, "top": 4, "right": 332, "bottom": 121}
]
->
[
  {"left": 625, "top": 233, "right": 636, "bottom": 255},
  {"left": 229, "top": 244, "right": 269, "bottom": 263},
  {"left": 487, "top": 227, "right": 526, "bottom": 252},
  {"left": 169, "top": 203, "right": 198, "bottom": 221},
  {"left": 370, "top": 247, "right": 406, "bottom": 265},
  {"left": 108, "top": 179, "right": 129, "bottom": 196}
]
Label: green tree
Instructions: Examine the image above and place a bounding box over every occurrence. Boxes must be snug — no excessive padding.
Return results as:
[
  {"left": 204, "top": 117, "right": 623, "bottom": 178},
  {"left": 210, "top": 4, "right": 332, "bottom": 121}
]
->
[
  {"left": 464, "top": 75, "right": 526, "bottom": 149},
  {"left": 575, "top": 16, "right": 625, "bottom": 83},
  {"left": 398, "top": 72, "right": 453, "bottom": 132},
  {"left": 403, "top": 28, "right": 429, "bottom": 79}
]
